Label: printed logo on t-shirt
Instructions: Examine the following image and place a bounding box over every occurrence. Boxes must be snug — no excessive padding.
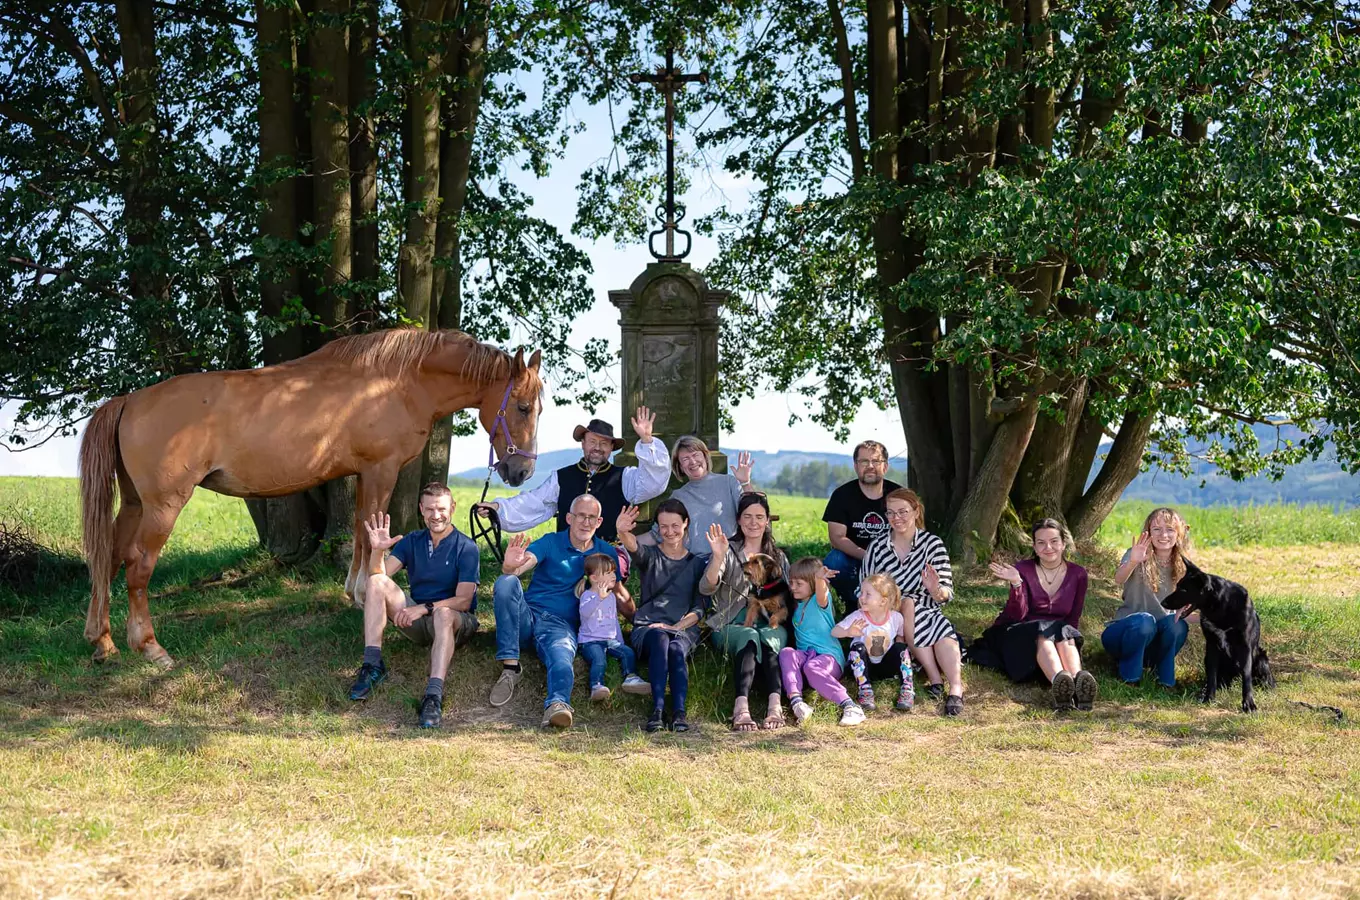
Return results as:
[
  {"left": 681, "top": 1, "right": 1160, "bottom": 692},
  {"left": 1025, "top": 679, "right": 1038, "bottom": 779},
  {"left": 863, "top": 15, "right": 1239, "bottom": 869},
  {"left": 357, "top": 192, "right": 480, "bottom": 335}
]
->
[{"left": 854, "top": 511, "right": 888, "bottom": 544}]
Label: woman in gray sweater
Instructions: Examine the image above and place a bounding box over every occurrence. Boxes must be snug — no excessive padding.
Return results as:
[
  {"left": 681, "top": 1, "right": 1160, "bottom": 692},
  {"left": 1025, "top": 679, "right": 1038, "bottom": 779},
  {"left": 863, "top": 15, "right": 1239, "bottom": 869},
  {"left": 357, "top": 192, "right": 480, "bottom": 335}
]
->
[
  {"left": 643, "top": 435, "right": 754, "bottom": 555},
  {"left": 1100, "top": 507, "right": 1195, "bottom": 686}
]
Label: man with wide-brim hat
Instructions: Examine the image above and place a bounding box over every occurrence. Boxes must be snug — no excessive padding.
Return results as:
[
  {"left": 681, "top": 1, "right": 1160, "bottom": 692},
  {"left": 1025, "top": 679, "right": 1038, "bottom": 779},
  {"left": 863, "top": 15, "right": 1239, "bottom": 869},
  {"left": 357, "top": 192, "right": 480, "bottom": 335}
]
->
[{"left": 475, "top": 407, "right": 670, "bottom": 543}]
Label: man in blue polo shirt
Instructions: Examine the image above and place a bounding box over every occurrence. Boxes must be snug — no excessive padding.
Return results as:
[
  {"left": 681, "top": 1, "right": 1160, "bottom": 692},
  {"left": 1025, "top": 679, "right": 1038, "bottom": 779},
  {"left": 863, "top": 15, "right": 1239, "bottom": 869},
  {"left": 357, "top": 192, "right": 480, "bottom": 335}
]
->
[
  {"left": 348, "top": 482, "right": 480, "bottom": 729},
  {"left": 489, "top": 493, "right": 618, "bottom": 727}
]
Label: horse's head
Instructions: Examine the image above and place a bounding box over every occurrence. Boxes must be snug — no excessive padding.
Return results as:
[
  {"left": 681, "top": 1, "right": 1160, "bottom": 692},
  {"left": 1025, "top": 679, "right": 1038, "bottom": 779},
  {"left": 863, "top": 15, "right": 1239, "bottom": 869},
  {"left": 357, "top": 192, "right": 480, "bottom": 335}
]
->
[{"left": 479, "top": 348, "right": 542, "bottom": 487}]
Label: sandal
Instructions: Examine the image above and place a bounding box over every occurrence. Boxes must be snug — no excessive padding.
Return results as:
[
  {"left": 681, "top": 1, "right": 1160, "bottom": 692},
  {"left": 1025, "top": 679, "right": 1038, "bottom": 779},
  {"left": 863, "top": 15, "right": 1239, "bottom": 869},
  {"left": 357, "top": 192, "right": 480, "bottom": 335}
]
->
[
  {"left": 671, "top": 709, "right": 690, "bottom": 732},
  {"left": 645, "top": 708, "right": 665, "bottom": 733},
  {"left": 731, "top": 710, "right": 759, "bottom": 732},
  {"left": 761, "top": 710, "right": 786, "bottom": 730}
]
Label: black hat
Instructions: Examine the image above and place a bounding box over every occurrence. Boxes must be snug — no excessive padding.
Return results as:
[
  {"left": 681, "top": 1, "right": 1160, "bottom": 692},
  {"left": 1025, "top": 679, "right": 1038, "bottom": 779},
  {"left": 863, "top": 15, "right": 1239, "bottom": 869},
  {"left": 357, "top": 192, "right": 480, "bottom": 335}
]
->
[{"left": 572, "top": 418, "right": 625, "bottom": 451}]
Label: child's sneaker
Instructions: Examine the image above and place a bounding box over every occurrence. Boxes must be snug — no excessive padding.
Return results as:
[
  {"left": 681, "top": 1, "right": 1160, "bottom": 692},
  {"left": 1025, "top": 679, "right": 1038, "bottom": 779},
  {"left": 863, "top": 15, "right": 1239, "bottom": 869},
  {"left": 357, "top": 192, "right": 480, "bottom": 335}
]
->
[
  {"left": 894, "top": 684, "right": 914, "bottom": 712},
  {"left": 791, "top": 699, "right": 813, "bottom": 725},
  {"left": 589, "top": 684, "right": 611, "bottom": 702},
  {"left": 620, "top": 674, "right": 651, "bottom": 695},
  {"left": 857, "top": 684, "right": 876, "bottom": 711},
  {"left": 838, "top": 703, "right": 866, "bottom": 727}
]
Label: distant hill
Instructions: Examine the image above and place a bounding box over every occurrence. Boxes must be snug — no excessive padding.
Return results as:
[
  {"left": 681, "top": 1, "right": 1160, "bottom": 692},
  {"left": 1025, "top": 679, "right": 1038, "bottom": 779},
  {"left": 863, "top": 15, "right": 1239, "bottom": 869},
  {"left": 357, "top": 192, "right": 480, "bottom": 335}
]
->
[{"left": 455, "top": 426, "right": 1360, "bottom": 507}]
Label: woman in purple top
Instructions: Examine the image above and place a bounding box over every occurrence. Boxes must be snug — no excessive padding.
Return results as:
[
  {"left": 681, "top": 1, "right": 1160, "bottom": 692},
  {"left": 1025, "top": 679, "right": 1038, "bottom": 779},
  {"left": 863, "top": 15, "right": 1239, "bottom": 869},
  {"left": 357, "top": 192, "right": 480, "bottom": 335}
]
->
[{"left": 979, "top": 519, "right": 1099, "bottom": 711}]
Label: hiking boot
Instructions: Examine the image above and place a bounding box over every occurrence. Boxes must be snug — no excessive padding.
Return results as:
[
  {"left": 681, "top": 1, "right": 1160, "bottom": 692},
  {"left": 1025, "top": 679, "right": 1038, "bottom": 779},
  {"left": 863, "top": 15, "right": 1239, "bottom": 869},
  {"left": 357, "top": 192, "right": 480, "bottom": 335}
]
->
[
  {"left": 489, "top": 667, "right": 521, "bottom": 708},
  {"left": 645, "top": 707, "right": 665, "bottom": 733},
  {"left": 1051, "top": 670, "right": 1076, "bottom": 711},
  {"left": 348, "top": 661, "right": 387, "bottom": 701},
  {"left": 944, "top": 694, "right": 964, "bottom": 717},
  {"left": 791, "top": 699, "right": 813, "bottom": 725},
  {"left": 418, "top": 693, "right": 442, "bottom": 729},
  {"left": 1074, "top": 670, "right": 1098, "bottom": 711},
  {"left": 838, "top": 704, "right": 866, "bottom": 727},
  {"left": 542, "top": 701, "right": 573, "bottom": 728},
  {"left": 671, "top": 708, "right": 690, "bottom": 733},
  {"left": 590, "top": 684, "right": 611, "bottom": 702},
  {"left": 620, "top": 674, "right": 651, "bottom": 695}
]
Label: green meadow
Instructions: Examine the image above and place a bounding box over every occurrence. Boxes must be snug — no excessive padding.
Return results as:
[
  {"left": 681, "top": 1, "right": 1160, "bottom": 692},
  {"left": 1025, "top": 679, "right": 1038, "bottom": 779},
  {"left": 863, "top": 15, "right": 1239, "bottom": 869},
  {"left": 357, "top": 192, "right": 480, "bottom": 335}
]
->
[{"left": 1, "top": 476, "right": 1357, "bottom": 898}]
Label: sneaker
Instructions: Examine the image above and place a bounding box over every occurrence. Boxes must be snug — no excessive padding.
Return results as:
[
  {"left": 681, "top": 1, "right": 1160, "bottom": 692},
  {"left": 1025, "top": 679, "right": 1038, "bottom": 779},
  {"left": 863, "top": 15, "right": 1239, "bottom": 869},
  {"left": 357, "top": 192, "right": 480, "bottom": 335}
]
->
[
  {"left": 542, "top": 701, "right": 573, "bottom": 728},
  {"left": 895, "top": 684, "right": 915, "bottom": 712},
  {"left": 645, "top": 707, "right": 665, "bottom": 733},
  {"left": 944, "top": 694, "right": 964, "bottom": 717},
  {"left": 418, "top": 693, "right": 442, "bottom": 729},
  {"left": 1051, "top": 670, "right": 1076, "bottom": 711},
  {"left": 1074, "top": 670, "right": 1098, "bottom": 711},
  {"left": 620, "top": 674, "right": 652, "bottom": 695},
  {"left": 671, "top": 708, "right": 690, "bottom": 733},
  {"left": 489, "top": 667, "right": 521, "bottom": 708},
  {"left": 791, "top": 699, "right": 813, "bottom": 725},
  {"left": 857, "top": 686, "right": 877, "bottom": 711},
  {"left": 348, "top": 661, "right": 387, "bottom": 701},
  {"left": 839, "top": 704, "right": 866, "bottom": 727},
  {"left": 590, "top": 684, "right": 611, "bottom": 702},
  {"left": 925, "top": 683, "right": 945, "bottom": 701}
]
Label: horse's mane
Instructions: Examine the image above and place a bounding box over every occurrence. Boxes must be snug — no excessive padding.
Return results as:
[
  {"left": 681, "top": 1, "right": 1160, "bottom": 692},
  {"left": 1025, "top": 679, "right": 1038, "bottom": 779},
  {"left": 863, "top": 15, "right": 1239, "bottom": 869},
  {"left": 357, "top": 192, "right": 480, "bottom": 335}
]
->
[{"left": 311, "top": 329, "right": 522, "bottom": 385}]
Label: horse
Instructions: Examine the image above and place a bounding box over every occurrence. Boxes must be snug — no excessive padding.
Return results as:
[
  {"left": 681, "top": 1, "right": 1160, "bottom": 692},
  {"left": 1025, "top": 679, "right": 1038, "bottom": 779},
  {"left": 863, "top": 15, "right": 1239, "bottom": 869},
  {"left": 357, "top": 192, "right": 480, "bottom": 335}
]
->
[{"left": 78, "top": 328, "right": 542, "bottom": 667}]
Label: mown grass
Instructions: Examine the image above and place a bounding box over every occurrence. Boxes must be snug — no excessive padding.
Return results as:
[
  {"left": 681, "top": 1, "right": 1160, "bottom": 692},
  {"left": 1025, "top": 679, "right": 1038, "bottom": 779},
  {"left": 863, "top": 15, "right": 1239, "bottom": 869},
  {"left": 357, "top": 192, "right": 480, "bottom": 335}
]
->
[{"left": 1, "top": 477, "right": 1358, "bottom": 898}]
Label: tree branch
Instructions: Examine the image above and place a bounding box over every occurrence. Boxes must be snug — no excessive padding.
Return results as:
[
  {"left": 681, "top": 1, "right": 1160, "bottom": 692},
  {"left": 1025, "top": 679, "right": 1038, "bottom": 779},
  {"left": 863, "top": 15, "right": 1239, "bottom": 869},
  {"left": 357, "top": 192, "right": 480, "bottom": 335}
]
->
[{"left": 0, "top": 102, "right": 116, "bottom": 169}]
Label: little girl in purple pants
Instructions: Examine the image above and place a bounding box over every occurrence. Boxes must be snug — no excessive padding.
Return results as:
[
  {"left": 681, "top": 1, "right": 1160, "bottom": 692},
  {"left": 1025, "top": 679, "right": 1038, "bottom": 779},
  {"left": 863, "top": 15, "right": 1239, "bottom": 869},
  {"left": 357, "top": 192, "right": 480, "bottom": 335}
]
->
[{"left": 778, "top": 558, "right": 866, "bottom": 727}]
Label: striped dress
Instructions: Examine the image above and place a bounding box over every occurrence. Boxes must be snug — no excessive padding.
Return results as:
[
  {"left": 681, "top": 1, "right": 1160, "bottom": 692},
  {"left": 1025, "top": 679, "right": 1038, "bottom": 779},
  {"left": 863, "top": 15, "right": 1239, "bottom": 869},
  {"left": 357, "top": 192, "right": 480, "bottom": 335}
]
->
[{"left": 861, "top": 529, "right": 959, "bottom": 648}]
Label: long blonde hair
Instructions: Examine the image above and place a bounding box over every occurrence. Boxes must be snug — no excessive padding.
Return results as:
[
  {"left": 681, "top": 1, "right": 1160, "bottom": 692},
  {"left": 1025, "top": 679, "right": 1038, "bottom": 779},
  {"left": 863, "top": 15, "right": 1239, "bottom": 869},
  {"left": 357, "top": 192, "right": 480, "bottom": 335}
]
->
[{"left": 1140, "top": 507, "right": 1191, "bottom": 592}]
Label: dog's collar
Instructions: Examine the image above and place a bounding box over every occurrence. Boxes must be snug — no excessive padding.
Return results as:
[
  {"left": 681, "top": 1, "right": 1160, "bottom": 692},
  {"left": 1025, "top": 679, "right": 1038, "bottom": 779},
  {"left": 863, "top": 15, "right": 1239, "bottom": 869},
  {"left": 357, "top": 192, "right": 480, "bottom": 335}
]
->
[{"left": 759, "top": 578, "right": 782, "bottom": 592}]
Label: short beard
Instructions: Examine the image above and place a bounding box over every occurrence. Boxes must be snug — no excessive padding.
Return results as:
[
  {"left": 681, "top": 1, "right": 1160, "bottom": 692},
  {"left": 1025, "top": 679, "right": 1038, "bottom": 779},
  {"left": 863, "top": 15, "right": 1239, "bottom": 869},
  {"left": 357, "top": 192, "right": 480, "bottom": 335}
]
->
[
  {"left": 859, "top": 471, "right": 882, "bottom": 486},
  {"left": 582, "top": 449, "right": 610, "bottom": 467}
]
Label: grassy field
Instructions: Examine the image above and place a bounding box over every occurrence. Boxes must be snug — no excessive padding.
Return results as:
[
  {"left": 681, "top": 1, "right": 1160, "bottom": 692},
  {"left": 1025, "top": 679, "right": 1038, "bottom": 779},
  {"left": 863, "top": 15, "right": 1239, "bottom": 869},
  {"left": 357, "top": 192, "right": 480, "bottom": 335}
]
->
[{"left": 1, "top": 476, "right": 1358, "bottom": 898}]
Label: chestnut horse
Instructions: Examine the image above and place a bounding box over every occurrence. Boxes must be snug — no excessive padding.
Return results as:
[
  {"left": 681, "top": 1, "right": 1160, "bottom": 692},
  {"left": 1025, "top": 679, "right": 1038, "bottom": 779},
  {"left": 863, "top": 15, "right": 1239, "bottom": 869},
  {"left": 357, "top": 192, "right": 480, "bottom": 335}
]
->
[{"left": 78, "top": 328, "right": 542, "bottom": 666}]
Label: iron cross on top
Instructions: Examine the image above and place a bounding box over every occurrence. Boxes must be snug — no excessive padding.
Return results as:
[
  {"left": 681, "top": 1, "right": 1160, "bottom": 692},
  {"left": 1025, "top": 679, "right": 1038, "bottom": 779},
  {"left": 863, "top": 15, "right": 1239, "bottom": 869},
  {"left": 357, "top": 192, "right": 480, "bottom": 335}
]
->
[{"left": 630, "top": 48, "right": 708, "bottom": 261}]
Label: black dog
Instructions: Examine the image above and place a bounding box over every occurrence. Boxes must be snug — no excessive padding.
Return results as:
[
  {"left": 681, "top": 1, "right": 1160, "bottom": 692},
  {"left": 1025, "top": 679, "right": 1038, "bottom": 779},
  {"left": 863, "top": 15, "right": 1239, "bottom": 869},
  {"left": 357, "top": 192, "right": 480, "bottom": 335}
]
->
[{"left": 1161, "top": 560, "right": 1274, "bottom": 713}]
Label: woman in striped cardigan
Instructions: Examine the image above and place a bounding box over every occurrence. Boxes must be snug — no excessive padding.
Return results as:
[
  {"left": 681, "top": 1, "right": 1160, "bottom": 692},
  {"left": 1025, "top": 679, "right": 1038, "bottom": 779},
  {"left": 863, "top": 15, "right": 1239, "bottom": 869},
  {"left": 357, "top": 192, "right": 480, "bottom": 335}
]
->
[{"left": 860, "top": 488, "right": 966, "bottom": 716}]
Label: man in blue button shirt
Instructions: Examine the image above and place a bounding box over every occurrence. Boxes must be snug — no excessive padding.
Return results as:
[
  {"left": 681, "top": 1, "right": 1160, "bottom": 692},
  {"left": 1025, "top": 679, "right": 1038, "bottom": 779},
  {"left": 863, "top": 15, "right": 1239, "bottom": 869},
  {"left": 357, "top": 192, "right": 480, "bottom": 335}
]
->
[
  {"left": 489, "top": 493, "right": 618, "bottom": 727},
  {"left": 348, "top": 482, "right": 481, "bottom": 729}
]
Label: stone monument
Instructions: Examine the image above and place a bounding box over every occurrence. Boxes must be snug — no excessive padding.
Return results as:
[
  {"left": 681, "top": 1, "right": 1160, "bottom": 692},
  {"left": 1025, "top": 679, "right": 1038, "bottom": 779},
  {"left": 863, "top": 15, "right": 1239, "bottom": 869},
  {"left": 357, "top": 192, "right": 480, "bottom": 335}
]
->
[{"left": 611, "top": 50, "right": 729, "bottom": 521}]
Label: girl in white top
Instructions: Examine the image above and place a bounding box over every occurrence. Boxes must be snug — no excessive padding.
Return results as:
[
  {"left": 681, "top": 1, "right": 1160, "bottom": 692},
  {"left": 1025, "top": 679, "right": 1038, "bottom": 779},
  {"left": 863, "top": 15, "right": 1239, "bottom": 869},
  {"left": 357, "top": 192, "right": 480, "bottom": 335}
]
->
[{"left": 831, "top": 574, "right": 914, "bottom": 713}]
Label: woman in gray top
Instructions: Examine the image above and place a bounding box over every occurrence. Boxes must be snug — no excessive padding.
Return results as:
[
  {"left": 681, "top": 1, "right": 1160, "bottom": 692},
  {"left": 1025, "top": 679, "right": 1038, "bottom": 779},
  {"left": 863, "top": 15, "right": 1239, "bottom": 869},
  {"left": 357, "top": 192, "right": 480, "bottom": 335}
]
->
[
  {"left": 642, "top": 435, "right": 754, "bottom": 554},
  {"left": 1100, "top": 507, "right": 1195, "bottom": 686},
  {"left": 617, "top": 500, "right": 713, "bottom": 733}
]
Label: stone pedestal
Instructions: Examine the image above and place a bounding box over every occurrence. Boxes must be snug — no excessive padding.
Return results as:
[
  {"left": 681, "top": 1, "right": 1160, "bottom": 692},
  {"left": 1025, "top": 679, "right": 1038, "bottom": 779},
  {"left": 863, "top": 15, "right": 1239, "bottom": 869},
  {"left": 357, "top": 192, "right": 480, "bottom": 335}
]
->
[{"left": 611, "top": 262, "right": 728, "bottom": 523}]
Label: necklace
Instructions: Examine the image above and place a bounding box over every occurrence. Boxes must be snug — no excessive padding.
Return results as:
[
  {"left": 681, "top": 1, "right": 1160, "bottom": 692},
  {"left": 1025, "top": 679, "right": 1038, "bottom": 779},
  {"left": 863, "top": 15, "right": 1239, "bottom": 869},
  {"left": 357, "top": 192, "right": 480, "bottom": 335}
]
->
[{"left": 1036, "top": 562, "right": 1066, "bottom": 592}]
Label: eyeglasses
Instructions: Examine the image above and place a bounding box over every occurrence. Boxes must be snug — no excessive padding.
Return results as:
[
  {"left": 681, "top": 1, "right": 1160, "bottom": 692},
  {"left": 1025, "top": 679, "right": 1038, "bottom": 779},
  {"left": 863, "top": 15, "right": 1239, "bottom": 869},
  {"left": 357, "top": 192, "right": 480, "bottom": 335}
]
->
[
  {"left": 570, "top": 514, "right": 602, "bottom": 523},
  {"left": 742, "top": 490, "right": 767, "bottom": 498},
  {"left": 885, "top": 509, "right": 915, "bottom": 520},
  {"left": 855, "top": 458, "right": 887, "bottom": 468}
]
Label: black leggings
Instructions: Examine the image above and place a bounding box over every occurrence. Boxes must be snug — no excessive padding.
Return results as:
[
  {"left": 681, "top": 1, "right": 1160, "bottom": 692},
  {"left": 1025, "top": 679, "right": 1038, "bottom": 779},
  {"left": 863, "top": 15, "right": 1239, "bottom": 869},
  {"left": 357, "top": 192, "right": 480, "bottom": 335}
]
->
[
  {"left": 733, "top": 642, "right": 780, "bottom": 700},
  {"left": 644, "top": 629, "right": 690, "bottom": 712}
]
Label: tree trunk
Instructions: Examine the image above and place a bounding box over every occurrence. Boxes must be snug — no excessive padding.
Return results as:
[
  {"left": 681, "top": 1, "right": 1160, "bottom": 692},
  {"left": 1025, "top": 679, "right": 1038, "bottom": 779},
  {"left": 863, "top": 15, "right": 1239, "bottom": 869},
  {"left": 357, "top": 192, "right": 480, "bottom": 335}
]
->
[
  {"left": 115, "top": 0, "right": 180, "bottom": 375},
  {"left": 308, "top": 0, "right": 356, "bottom": 561},
  {"left": 1067, "top": 407, "right": 1155, "bottom": 542},
  {"left": 349, "top": 0, "right": 378, "bottom": 327},
  {"left": 421, "top": 0, "right": 489, "bottom": 493},
  {"left": 248, "top": 0, "right": 320, "bottom": 563},
  {"left": 397, "top": 0, "right": 447, "bottom": 325},
  {"left": 1062, "top": 397, "right": 1106, "bottom": 512},
  {"left": 948, "top": 401, "right": 1040, "bottom": 565},
  {"left": 1012, "top": 377, "right": 1088, "bottom": 524}
]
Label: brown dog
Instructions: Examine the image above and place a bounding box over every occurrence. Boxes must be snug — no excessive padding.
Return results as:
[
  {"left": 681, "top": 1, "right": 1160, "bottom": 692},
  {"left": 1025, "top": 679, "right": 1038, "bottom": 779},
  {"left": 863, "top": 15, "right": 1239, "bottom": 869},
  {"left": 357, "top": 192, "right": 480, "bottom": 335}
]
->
[{"left": 741, "top": 553, "right": 790, "bottom": 629}]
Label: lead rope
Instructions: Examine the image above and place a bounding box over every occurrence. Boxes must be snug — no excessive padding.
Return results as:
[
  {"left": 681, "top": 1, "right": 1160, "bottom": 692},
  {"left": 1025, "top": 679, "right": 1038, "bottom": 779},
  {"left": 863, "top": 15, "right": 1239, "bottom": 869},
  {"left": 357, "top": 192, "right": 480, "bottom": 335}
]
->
[{"left": 469, "top": 472, "right": 504, "bottom": 563}]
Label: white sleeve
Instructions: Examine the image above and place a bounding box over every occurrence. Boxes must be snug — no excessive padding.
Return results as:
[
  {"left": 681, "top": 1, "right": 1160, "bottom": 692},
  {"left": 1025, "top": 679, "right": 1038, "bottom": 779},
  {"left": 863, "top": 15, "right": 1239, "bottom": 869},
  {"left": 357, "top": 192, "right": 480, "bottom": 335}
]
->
[
  {"left": 622, "top": 438, "right": 672, "bottom": 504},
  {"left": 493, "top": 470, "right": 560, "bottom": 533}
]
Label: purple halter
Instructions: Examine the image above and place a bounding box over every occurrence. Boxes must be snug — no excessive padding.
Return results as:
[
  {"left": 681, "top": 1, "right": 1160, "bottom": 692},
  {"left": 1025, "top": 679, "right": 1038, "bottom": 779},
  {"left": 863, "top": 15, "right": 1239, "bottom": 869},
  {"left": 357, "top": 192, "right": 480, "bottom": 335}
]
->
[{"left": 486, "top": 376, "right": 538, "bottom": 470}]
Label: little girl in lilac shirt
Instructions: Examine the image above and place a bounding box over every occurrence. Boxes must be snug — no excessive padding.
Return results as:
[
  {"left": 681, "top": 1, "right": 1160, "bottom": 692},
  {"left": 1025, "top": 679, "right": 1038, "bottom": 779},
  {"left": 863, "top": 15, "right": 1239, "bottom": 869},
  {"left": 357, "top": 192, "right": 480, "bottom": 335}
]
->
[{"left": 577, "top": 553, "right": 651, "bottom": 701}]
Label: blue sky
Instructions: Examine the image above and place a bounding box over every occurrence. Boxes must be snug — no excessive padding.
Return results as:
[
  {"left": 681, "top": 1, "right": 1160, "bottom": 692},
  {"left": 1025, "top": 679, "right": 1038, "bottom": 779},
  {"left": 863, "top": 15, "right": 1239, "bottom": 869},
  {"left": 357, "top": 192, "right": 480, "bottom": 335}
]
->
[{"left": 1, "top": 66, "right": 904, "bottom": 479}]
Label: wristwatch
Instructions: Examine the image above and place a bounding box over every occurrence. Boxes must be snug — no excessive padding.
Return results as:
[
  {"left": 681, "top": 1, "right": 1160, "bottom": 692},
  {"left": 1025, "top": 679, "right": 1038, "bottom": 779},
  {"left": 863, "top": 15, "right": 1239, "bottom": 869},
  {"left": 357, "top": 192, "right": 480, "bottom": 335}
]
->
[{"left": 422, "top": 601, "right": 436, "bottom": 614}]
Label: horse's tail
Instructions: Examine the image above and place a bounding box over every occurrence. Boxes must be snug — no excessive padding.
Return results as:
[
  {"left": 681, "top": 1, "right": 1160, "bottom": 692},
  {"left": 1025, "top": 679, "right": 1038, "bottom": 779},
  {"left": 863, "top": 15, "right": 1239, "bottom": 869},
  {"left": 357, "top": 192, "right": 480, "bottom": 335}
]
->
[{"left": 80, "top": 396, "right": 127, "bottom": 643}]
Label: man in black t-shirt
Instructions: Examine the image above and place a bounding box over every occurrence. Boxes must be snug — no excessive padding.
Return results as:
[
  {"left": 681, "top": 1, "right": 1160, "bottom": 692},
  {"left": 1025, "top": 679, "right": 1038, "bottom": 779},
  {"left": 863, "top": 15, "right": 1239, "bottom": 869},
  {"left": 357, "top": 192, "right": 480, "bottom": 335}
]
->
[{"left": 821, "top": 440, "right": 902, "bottom": 613}]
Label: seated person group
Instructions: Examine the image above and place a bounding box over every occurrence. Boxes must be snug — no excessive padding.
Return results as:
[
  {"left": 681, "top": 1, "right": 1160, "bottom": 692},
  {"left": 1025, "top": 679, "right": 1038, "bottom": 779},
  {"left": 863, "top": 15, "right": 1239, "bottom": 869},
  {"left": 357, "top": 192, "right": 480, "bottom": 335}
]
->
[{"left": 349, "top": 414, "right": 1198, "bottom": 731}]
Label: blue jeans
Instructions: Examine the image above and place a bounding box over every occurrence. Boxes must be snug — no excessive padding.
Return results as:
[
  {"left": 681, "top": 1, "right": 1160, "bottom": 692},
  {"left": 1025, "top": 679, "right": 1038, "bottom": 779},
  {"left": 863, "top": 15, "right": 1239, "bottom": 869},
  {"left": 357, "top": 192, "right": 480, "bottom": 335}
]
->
[
  {"left": 493, "top": 575, "right": 578, "bottom": 709},
  {"left": 823, "top": 548, "right": 862, "bottom": 614},
  {"left": 579, "top": 638, "right": 637, "bottom": 687},
  {"left": 1101, "top": 612, "right": 1189, "bottom": 686}
]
